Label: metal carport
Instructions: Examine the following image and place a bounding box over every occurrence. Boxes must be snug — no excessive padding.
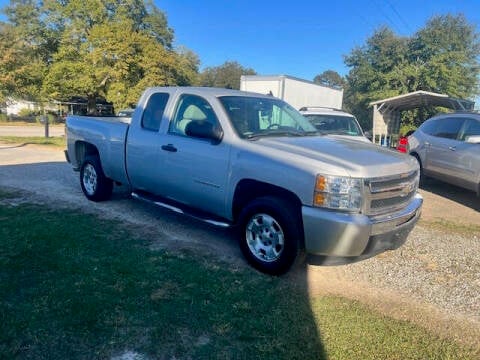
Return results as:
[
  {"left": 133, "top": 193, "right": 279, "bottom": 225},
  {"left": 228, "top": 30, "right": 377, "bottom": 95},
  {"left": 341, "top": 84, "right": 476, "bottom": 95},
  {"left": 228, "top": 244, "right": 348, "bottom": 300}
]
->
[{"left": 369, "top": 90, "right": 474, "bottom": 146}]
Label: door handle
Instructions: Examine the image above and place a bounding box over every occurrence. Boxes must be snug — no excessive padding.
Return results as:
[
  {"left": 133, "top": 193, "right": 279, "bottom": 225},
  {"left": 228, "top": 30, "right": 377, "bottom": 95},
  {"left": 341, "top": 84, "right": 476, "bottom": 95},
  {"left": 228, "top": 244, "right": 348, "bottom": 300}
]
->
[
  {"left": 161, "top": 144, "right": 177, "bottom": 152},
  {"left": 425, "top": 141, "right": 430, "bottom": 147},
  {"left": 448, "top": 146, "right": 456, "bottom": 151}
]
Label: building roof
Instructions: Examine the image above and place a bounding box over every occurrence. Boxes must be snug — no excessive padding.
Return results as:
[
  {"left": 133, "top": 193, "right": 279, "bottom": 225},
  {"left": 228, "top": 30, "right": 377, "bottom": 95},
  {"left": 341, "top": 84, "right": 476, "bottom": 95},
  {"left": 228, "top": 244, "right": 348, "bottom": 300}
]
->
[{"left": 369, "top": 90, "right": 474, "bottom": 112}]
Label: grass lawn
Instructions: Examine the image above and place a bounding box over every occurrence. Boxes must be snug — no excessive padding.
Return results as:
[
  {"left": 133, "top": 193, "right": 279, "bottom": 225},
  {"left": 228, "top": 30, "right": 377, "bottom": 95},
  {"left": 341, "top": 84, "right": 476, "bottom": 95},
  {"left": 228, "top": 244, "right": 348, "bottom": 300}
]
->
[
  {"left": 0, "top": 136, "right": 65, "bottom": 148},
  {"left": 0, "top": 189, "right": 477, "bottom": 359}
]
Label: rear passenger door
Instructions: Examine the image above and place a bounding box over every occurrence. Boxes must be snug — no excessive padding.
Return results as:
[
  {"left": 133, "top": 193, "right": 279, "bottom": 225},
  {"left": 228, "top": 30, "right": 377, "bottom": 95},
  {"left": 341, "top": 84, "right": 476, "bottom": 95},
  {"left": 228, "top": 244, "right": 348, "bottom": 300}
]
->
[
  {"left": 451, "top": 117, "right": 480, "bottom": 191},
  {"left": 126, "top": 91, "right": 170, "bottom": 191},
  {"left": 424, "top": 117, "right": 465, "bottom": 179}
]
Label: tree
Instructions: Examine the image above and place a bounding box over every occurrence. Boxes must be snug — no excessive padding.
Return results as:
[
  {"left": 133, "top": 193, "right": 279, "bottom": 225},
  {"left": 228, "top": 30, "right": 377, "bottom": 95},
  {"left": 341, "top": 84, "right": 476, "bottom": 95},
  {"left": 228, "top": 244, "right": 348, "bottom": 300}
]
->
[
  {"left": 1, "top": 0, "right": 199, "bottom": 112},
  {"left": 344, "top": 27, "right": 408, "bottom": 129},
  {"left": 0, "top": 0, "right": 57, "bottom": 103},
  {"left": 409, "top": 14, "right": 480, "bottom": 98},
  {"left": 313, "top": 70, "right": 345, "bottom": 89},
  {"left": 343, "top": 15, "right": 480, "bottom": 130},
  {"left": 197, "top": 61, "right": 256, "bottom": 90}
]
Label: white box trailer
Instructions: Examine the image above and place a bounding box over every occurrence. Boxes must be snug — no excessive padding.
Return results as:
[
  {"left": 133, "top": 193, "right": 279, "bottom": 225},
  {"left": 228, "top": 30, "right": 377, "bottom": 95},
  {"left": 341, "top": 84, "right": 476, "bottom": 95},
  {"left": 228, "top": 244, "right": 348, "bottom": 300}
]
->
[{"left": 240, "top": 75, "right": 343, "bottom": 110}]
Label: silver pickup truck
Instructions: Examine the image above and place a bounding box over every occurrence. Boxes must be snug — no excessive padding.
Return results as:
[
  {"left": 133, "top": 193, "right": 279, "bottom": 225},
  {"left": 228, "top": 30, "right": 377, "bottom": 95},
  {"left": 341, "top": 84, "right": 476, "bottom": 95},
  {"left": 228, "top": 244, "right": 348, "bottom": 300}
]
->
[{"left": 65, "top": 87, "right": 423, "bottom": 275}]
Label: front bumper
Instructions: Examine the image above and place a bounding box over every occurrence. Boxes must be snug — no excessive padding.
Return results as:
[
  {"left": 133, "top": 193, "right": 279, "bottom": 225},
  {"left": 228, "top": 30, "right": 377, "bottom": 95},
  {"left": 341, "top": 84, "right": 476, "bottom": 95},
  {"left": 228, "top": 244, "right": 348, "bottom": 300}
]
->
[{"left": 302, "top": 193, "right": 423, "bottom": 260}]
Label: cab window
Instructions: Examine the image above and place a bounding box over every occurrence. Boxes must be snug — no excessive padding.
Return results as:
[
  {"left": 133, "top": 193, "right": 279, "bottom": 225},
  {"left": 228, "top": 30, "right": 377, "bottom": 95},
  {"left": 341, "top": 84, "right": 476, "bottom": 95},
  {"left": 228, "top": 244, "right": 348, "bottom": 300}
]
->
[
  {"left": 141, "top": 92, "right": 169, "bottom": 131},
  {"left": 169, "top": 94, "right": 220, "bottom": 137}
]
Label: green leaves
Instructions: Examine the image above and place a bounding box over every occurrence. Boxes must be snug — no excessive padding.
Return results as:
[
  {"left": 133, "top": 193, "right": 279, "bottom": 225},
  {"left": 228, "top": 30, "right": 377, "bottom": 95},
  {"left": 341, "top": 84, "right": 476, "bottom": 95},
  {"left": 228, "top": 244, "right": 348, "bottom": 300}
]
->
[
  {"left": 344, "top": 14, "right": 480, "bottom": 129},
  {"left": 197, "top": 61, "right": 256, "bottom": 90},
  {"left": 0, "top": 0, "right": 198, "bottom": 111},
  {"left": 313, "top": 70, "right": 345, "bottom": 89}
]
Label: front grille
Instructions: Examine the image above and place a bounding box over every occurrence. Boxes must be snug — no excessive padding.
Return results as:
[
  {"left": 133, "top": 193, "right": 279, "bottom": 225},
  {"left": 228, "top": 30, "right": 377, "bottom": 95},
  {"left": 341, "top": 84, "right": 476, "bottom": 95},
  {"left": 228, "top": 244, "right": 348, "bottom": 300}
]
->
[{"left": 364, "top": 170, "right": 419, "bottom": 216}]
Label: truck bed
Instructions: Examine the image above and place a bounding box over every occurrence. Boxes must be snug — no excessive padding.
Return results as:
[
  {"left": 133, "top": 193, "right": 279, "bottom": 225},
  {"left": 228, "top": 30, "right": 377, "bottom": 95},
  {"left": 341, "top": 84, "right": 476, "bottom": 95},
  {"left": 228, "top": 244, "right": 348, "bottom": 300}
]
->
[{"left": 66, "top": 115, "right": 131, "bottom": 184}]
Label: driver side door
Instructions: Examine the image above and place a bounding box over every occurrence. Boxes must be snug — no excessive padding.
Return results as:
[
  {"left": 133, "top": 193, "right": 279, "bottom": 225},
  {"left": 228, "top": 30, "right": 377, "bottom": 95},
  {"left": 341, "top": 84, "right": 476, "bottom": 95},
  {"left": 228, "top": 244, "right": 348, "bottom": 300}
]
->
[{"left": 158, "top": 94, "right": 231, "bottom": 217}]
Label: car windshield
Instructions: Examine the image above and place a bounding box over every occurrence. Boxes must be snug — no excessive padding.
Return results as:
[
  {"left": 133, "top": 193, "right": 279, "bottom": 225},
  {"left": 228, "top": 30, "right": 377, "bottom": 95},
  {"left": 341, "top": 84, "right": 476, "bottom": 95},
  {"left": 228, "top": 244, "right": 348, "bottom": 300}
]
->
[
  {"left": 303, "top": 114, "right": 363, "bottom": 136},
  {"left": 218, "top": 96, "right": 317, "bottom": 139}
]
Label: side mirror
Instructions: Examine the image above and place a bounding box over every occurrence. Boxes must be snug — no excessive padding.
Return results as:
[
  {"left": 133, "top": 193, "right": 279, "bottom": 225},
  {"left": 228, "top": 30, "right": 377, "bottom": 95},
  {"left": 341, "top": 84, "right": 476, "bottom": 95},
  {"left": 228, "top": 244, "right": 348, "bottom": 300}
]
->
[
  {"left": 185, "top": 120, "right": 224, "bottom": 144},
  {"left": 465, "top": 135, "right": 480, "bottom": 144}
]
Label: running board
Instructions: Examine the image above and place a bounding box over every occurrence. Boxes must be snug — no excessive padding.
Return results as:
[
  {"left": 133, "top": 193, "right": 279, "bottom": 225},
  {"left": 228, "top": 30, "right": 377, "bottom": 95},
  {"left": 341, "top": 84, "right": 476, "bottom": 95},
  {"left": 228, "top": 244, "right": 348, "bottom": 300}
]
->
[{"left": 131, "top": 191, "right": 231, "bottom": 228}]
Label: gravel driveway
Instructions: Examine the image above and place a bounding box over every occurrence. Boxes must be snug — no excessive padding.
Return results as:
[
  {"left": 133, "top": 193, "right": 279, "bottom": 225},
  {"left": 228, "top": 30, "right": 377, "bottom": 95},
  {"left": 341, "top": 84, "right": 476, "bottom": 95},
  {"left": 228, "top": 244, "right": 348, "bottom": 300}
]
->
[{"left": 1, "top": 142, "right": 479, "bottom": 350}]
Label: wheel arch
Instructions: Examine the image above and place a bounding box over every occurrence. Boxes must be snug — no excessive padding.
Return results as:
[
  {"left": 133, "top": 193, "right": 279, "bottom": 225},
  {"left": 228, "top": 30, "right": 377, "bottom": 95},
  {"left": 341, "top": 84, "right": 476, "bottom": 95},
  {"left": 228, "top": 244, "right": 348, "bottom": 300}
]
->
[
  {"left": 232, "top": 179, "right": 304, "bottom": 246},
  {"left": 74, "top": 141, "right": 100, "bottom": 168},
  {"left": 409, "top": 151, "right": 424, "bottom": 170}
]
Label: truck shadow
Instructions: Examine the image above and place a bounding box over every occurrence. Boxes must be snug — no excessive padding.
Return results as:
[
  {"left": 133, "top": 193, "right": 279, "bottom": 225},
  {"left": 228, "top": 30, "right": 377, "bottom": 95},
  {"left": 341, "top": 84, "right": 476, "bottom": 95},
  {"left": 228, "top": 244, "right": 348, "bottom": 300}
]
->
[
  {"left": 420, "top": 178, "right": 480, "bottom": 212},
  {"left": 0, "top": 161, "right": 328, "bottom": 359}
]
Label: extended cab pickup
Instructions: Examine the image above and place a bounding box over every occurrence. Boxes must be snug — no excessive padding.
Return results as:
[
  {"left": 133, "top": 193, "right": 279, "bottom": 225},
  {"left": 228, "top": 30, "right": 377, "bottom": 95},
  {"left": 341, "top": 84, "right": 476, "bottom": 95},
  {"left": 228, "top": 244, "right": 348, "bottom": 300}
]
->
[{"left": 65, "top": 87, "right": 423, "bottom": 274}]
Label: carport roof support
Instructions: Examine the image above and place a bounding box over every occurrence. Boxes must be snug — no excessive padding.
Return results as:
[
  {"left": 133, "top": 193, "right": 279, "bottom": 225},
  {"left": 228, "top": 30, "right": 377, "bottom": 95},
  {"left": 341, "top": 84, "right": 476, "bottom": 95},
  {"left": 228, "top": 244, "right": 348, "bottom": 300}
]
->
[
  {"left": 369, "top": 90, "right": 474, "bottom": 111},
  {"left": 369, "top": 91, "right": 475, "bottom": 146}
]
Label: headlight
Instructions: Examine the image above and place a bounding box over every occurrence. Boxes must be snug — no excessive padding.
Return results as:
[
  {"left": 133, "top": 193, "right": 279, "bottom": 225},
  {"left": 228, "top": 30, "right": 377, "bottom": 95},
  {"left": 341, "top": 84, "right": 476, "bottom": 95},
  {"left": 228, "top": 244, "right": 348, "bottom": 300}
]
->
[{"left": 314, "top": 175, "right": 364, "bottom": 212}]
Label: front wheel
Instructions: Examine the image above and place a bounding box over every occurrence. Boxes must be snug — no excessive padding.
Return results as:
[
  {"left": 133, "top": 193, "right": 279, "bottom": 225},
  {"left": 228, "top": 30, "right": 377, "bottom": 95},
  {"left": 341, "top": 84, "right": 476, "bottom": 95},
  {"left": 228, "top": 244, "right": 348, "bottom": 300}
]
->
[
  {"left": 80, "top": 156, "right": 113, "bottom": 202},
  {"left": 238, "top": 196, "right": 302, "bottom": 275}
]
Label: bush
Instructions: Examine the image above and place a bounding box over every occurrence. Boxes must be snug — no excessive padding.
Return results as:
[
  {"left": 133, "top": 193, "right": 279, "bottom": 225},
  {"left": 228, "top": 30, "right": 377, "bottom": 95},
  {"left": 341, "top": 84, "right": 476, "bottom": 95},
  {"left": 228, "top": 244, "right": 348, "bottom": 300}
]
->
[
  {"left": 400, "top": 123, "right": 417, "bottom": 137},
  {"left": 18, "top": 108, "right": 37, "bottom": 117},
  {"left": 35, "top": 113, "right": 61, "bottom": 125}
]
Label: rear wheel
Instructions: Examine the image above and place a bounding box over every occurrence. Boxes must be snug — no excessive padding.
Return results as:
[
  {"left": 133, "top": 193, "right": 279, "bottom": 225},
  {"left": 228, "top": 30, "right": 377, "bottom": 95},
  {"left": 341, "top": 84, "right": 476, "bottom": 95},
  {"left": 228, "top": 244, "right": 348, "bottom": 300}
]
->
[
  {"left": 80, "top": 156, "right": 113, "bottom": 201},
  {"left": 238, "top": 196, "right": 302, "bottom": 275}
]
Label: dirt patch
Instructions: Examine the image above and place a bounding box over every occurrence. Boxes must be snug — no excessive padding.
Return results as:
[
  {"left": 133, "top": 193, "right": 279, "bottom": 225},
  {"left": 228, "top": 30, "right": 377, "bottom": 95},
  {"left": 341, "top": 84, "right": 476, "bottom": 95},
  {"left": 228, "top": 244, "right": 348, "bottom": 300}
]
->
[
  {"left": 419, "top": 180, "right": 480, "bottom": 226},
  {"left": 301, "top": 266, "right": 480, "bottom": 351}
]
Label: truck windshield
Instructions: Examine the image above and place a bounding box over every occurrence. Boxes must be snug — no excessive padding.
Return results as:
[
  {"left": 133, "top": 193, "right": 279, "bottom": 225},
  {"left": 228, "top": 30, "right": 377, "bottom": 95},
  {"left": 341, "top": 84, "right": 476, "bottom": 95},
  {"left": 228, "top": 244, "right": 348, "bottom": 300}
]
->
[
  {"left": 219, "top": 96, "right": 317, "bottom": 139},
  {"left": 303, "top": 114, "right": 363, "bottom": 136}
]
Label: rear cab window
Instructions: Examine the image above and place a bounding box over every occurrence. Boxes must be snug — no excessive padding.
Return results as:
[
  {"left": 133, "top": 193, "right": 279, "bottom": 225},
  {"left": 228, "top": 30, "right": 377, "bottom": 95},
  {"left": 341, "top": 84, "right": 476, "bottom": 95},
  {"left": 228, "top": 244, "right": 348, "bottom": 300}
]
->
[{"left": 141, "top": 92, "right": 169, "bottom": 131}]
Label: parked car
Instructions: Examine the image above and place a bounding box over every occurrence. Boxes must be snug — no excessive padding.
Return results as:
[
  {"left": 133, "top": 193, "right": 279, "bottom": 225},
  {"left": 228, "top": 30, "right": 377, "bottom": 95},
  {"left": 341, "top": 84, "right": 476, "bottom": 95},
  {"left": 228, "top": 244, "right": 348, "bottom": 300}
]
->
[
  {"left": 299, "top": 107, "right": 370, "bottom": 142},
  {"left": 117, "top": 108, "right": 135, "bottom": 117},
  {"left": 408, "top": 112, "right": 480, "bottom": 193},
  {"left": 396, "top": 130, "right": 415, "bottom": 153},
  {"left": 66, "top": 87, "right": 422, "bottom": 275}
]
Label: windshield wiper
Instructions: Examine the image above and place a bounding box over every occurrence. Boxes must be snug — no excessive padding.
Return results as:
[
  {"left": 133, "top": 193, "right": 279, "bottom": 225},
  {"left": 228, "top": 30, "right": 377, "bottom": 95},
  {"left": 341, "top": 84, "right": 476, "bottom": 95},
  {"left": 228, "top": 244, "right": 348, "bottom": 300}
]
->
[
  {"left": 328, "top": 130, "right": 360, "bottom": 136},
  {"left": 245, "top": 129, "right": 306, "bottom": 140}
]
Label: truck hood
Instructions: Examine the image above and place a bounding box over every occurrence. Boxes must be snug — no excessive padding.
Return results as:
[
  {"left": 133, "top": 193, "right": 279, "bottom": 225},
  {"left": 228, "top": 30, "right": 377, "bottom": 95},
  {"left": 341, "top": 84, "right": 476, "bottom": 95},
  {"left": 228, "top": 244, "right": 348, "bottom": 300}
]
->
[{"left": 253, "top": 135, "right": 417, "bottom": 177}]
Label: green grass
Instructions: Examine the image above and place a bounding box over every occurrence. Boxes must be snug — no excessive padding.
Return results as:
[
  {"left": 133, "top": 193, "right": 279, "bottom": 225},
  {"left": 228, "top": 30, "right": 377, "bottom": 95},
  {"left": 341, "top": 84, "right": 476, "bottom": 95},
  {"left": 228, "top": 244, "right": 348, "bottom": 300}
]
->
[
  {"left": 419, "top": 218, "right": 480, "bottom": 237},
  {"left": 0, "top": 136, "right": 65, "bottom": 148},
  {"left": 0, "top": 190, "right": 477, "bottom": 359}
]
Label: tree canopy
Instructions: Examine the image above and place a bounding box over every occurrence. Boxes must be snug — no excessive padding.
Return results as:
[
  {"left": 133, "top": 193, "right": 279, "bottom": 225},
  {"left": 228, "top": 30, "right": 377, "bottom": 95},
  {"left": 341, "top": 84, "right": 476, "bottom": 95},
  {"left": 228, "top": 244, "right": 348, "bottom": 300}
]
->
[
  {"left": 0, "top": 0, "right": 199, "bottom": 112},
  {"left": 313, "top": 70, "right": 345, "bottom": 89},
  {"left": 344, "top": 14, "right": 480, "bottom": 130},
  {"left": 197, "top": 61, "right": 256, "bottom": 90}
]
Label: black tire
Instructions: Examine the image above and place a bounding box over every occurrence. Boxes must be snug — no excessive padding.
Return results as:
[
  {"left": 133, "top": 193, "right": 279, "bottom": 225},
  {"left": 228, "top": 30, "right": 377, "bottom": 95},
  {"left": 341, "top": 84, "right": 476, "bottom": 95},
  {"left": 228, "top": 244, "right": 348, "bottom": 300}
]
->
[
  {"left": 238, "top": 196, "right": 302, "bottom": 275},
  {"left": 80, "top": 156, "right": 113, "bottom": 202}
]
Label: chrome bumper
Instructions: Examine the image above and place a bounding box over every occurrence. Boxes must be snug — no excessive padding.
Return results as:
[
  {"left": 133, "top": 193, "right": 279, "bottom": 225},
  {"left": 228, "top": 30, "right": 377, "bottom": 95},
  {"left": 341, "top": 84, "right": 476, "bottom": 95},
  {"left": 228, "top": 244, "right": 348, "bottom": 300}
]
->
[{"left": 302, "top": 193, "right": 423, "bottom": 258}]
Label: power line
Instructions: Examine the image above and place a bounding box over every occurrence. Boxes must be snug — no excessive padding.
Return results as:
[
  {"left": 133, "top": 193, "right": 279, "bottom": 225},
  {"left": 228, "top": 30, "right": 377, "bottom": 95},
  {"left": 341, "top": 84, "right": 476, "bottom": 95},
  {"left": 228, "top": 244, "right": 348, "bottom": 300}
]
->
[{"left": 385, "top": 0, "right": 412, "bottom": 34}]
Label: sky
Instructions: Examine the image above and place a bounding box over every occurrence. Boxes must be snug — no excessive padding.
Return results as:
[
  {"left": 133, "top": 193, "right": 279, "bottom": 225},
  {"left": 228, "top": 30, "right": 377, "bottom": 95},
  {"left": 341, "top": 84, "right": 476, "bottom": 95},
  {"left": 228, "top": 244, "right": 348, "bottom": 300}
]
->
[
  {"left": 158, "top": 0, "right": 480, "bottom": 81},
  {"left": 0, "top": 0, "right": 479, "bottom": 82}
]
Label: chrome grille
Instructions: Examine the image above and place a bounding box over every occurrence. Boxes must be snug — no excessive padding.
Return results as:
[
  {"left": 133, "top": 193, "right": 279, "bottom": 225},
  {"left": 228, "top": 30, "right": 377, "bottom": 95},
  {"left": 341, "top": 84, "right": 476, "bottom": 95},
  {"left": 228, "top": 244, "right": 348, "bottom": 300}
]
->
[{"left": 364, "top": 170, "right": 419, "bottom": 215}]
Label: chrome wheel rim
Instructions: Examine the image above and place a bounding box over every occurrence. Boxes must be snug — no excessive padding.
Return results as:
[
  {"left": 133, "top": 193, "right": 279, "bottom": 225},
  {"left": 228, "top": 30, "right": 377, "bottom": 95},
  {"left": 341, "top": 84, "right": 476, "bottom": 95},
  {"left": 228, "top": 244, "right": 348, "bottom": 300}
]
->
[
  {"left": 246, "top": 213, "right": 284, "bottom": 262},
  {"left": 82, "top": 163, "right": 97, "bottom": 195}
]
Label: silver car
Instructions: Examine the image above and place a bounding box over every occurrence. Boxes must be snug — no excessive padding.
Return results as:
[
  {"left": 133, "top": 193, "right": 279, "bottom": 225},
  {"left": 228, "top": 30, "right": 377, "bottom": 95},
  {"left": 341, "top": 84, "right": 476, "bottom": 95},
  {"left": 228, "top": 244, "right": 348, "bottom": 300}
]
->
[
  {"left": 299, "top": 107, "right": 371, "bottom": 142},
  {"left": 408, "top": 112, "right": 480, "bottom": 194}
]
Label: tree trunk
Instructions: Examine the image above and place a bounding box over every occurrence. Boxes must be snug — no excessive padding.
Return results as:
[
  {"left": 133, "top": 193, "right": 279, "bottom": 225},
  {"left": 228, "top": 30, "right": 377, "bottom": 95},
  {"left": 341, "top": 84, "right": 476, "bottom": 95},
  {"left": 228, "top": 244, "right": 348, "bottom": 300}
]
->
[{"left": 87, "top": 94, "right": 97, "bottom": 115}]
